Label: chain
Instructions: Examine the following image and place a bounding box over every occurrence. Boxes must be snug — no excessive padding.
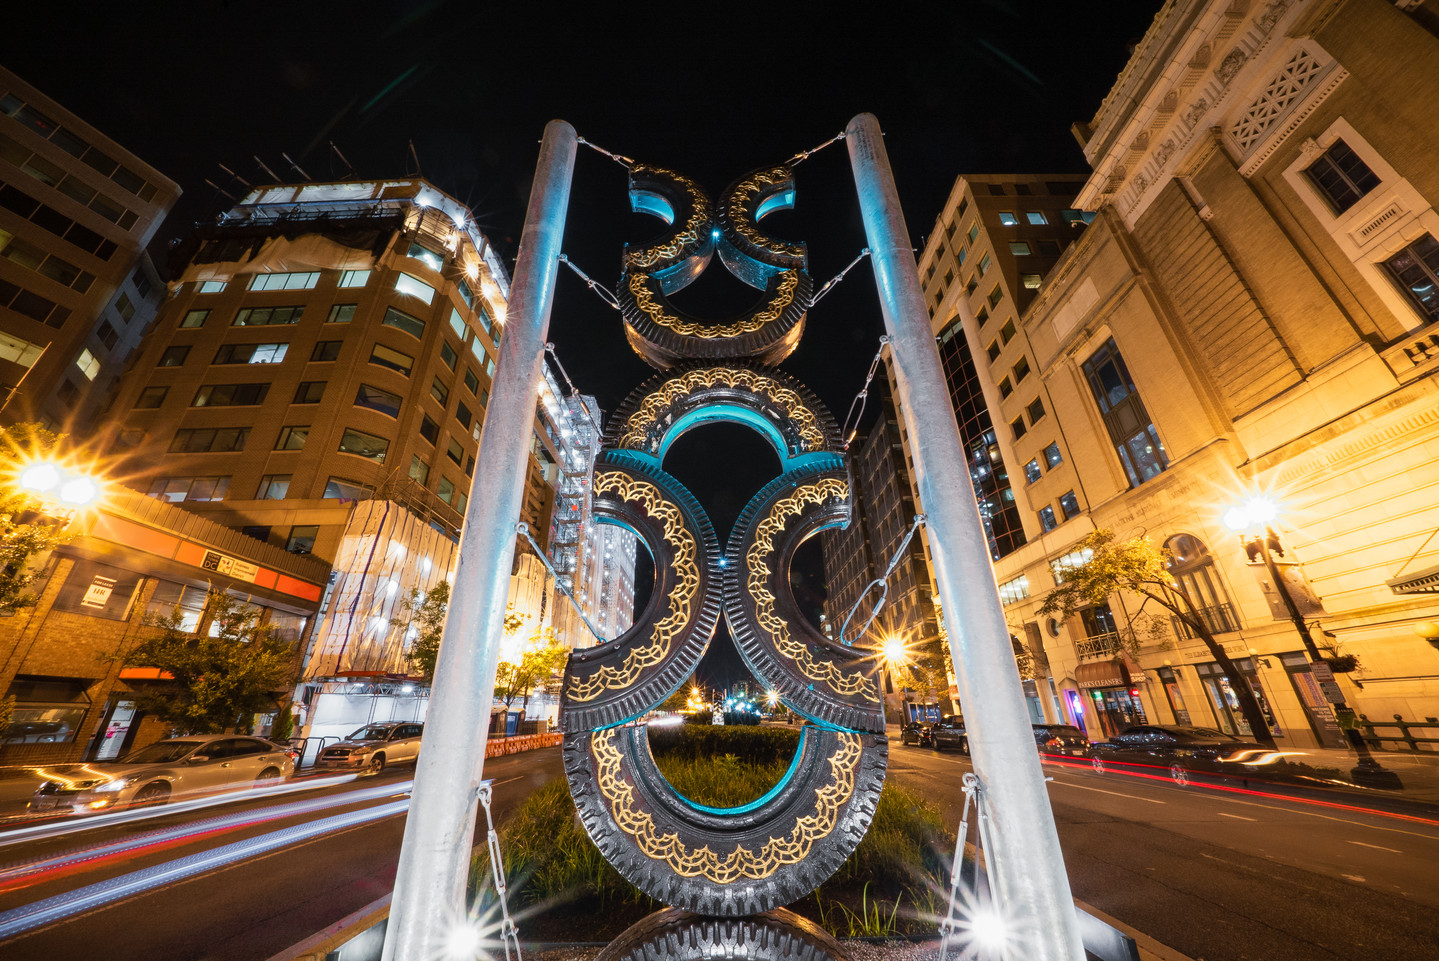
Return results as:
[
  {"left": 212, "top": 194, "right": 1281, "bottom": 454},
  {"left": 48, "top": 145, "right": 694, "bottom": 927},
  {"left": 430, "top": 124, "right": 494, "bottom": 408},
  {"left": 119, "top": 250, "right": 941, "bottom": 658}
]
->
[
  {"left": 838, "top": 512, "right": 925, "bottom": 644},
  {"left": 558, "top": 254, "right": 621, "bottom": 310},
  {"left": 477, "top": 779, "right": 523, "bottom": 961},
  {"left": 516, "top": 522, "right": 605, "bottom": 642},
  {"left": 840, "top": 335, "right": 890, "bottom": 449},
  {"left": 811, "top": 248, "right": 870, "bottom": 306}
]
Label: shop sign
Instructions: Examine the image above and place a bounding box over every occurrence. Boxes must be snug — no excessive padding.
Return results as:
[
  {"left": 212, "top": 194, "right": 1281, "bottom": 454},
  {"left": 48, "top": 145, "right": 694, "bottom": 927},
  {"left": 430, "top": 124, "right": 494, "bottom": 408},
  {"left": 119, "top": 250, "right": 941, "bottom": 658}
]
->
[{"left": 202, "top": 550, "right": 260, "bottom": 583}]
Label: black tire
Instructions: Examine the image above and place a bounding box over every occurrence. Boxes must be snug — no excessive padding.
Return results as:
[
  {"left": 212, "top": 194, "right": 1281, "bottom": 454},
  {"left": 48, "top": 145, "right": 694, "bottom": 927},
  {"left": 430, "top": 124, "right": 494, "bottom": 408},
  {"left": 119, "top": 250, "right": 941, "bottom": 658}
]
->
[
  {"left": 132, "top": 781, "right": 170, "bottom": 807},
  {"left": 596, "top": 906, "right": 846, "bottom": 961},
  {"left": 566, "top": 725, "right": 888, "bottom": 916},
  {"left": 1169, "top": 763, "right": 1189, "bottom": 787},
  {"left": 255, "top": 767, "right": 282, "bottom": 787},
  {"left": 367, "top": 754, "right": 386, "bottom": 776},
  {"left": 1091, "top": 756, "right": 1107, "bottom": 775},
  {"left": 960, "top": 738, "right": 970, "bottom": 756}
]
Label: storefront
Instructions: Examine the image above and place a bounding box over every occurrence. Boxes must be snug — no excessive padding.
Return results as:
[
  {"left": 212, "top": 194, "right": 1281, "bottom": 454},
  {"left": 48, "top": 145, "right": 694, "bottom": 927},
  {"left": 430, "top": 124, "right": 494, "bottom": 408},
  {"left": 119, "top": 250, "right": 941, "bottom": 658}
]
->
[
  {"left": 1074, "top": 657, "right": 1148, "bottom": 738},
  {"left": 1193, "top": 659, "right": 1282, "bottom": 740}
]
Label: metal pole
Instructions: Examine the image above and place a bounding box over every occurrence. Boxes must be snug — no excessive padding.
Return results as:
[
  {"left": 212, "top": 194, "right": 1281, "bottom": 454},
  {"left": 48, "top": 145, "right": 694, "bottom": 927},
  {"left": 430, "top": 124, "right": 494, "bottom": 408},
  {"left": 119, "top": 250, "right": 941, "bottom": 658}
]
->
[
  {"left": 383, "top": 119, "right": 577, "bottom": 961},
  {"left": 845, "top": 113, "right": 1084, "bottom": 961}
]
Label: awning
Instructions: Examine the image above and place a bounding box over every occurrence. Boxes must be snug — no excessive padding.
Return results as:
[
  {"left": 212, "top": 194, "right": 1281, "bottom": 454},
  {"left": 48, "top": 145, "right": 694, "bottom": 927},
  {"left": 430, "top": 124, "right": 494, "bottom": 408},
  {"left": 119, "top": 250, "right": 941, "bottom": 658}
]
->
[
  {"left": 1388, "top": 562, "right": 1439, "bottom": 595},
  {"left": 1075, "top": 658, "right": 1133, "bottom": 689}
]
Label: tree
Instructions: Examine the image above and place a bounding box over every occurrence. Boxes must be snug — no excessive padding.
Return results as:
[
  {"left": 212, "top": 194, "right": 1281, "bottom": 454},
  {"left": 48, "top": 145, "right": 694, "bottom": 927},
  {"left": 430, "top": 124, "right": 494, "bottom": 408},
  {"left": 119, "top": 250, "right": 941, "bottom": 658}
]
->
[
  {"left": 395, "top": 580, "right": 451, "bottom": 679},
  {"left": 1037, "top": 530, "right": 1276, "bottom": 749},
  {"left": 493, "top": 631, "right": 569, "bottom": 722},
  {"left": 117, "top": 592, "right": 299, "bottom": 734},
  {"left": 0, "top": 424, "right": 72, "bottom": 613}
]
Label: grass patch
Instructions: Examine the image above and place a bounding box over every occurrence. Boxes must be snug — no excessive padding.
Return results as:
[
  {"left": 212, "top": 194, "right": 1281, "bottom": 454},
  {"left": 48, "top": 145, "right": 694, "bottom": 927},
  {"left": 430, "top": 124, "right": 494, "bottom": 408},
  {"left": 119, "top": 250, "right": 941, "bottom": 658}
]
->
[
  {"left": 652, "top": 754, "right": 791, "bottom": 808},
  {"left": 646, "top": 723, "right": 800, "bottom": 764}
]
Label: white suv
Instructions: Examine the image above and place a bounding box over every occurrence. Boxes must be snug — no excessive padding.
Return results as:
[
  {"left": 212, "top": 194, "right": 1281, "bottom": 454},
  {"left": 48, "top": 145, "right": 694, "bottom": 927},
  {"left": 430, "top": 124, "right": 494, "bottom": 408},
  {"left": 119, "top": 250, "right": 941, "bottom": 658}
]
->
[{"left": 315, "top": 722, "right": 424, "bottom": 775}]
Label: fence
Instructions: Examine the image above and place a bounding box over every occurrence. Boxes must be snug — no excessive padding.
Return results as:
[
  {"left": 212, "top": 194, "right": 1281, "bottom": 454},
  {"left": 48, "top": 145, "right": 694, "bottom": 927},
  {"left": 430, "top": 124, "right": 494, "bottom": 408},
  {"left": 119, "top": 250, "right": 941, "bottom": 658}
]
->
[{"left": 1358, "top": 714, "right": 1439, "bottom": 752}]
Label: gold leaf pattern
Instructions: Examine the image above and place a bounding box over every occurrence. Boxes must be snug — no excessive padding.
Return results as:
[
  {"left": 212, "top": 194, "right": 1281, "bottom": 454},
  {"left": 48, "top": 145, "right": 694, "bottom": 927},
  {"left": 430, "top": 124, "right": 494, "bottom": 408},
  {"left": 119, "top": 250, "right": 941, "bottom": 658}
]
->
[
  {"left": 628, "top": 270, "right": 800, "bottom": 339},
  {"left": 725, "top": 167, "right": 805, "bottom": 259},
  {"left": 616, "top": 368, "right": 826, "bottom": 452},
  {"left": 624, "top": 166, "right": 713, "bottom": 272}
]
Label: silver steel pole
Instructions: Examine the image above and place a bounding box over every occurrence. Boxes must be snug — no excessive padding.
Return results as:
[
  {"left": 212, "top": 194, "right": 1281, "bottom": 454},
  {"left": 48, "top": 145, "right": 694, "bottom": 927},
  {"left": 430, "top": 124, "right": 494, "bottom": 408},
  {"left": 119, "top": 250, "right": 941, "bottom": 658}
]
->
[
  {"left": 845, "top": 113, "right": 1084, "bottom": 961},
  {"left": 383, "top": 119, "right": 577, "bottom": 961}
]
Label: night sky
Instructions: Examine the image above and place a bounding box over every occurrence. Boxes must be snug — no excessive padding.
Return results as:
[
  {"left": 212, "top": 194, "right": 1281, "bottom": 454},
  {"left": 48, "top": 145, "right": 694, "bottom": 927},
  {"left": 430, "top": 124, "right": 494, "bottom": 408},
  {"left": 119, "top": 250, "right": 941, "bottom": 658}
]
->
[{"left": 3, "top": 1, "right": 1160, "bottom": 687}]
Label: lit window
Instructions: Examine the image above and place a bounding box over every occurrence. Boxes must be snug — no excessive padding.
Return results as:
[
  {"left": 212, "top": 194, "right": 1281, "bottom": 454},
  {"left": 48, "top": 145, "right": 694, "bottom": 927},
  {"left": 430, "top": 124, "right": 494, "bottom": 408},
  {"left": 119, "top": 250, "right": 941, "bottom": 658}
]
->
[
  {"left": 998, "top": 212, "right": 1018, "bottom": 226},
  {"left": 407, "top": 241, "right": 444, "bottom": 272},
  {"left": 394, "top": 272, "right": 435, "bottom": 305},
  {"left": 180, "top": 309, "right": 209, "bottom": 328},
  {"left": 147, "top": 476, "right": 230, "bottom": 503},
  {"left": 382, "top": 307, "right": 425, "bottom": 339},
  {"left": 1009, "top": 241, "right": 1031, "bottom": 255},
  {"left": 323, "top": 477, "right": 369, "bottom": 500},
  {"left": 1038, "top": 506, "right": 1057, "bottom": 532},
  {"left": 75, "top": 348, "right": 99, "bottom": 380},
  {"left": 338, "top": 269, "right": 371, "bottom": 288},
  {"left": 1044, "top": 443, "right": 1062, "bottom": 468},
  {"left": 255, "top": 474, "right": 291, "bottom": 499},
  {"left": 437, "top": 476, "right": 456, "bottom": 505},
  {"left": 249, "top": 271, "right": 319, "bottom": 292},
  {"left": 1021, "top": 273, "right": 1042, "bottom": 290},
  {"left": 1303, "top": 139, "right": 1380, "bottom": 214},
  {"left": 369, "top": 342, "right": 414, "bottom": 376},
  {"left": 1024, "top": 459, "right": 1041, "bottom": 483},
  {"left": 213, "top": 342, "right": 287, "bottom": 364},
  {"left": 998, "top": 575, "right": 1030, "bottom": 605},
  {"left": 338, "top": 427, "right": 390, "bottom": 463},
  {"left": 1059, "top": 491, "right": 1081, "bottom": 520},
  {"left": 1026, "top": 211, "right": 1047, "bottom": 225},
  {"left": 198, "top": 280, "right": 226, "bottom": 293},
  {"left": 327, "top": 304, "right": 356, "bottom": 323},
  {"left": 448, "top": 308, "right": 468, "bottom": 341},
  {"left": 1383, "top": 234, "right": 1439, "bottom": 322},
  {"left": 287, "top": 526, "right": 318, "bottom": 553},
  {"left": 409, "top": 455, "right": 429, "bottom": 486}
]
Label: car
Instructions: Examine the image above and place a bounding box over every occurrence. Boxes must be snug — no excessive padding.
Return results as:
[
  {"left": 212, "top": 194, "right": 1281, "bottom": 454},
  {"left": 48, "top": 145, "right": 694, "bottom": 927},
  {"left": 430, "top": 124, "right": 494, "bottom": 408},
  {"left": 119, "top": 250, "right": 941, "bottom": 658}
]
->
[
  {"left": 28, "top": 735, "right": 295, "bottom": 815},
  {"left": 899, "top": 721, "right": 932, "bottom": 747},
  {"left": 1033, "top": 723, "right": 1090, "bottom": 758},
  {"left": 930, "top": 715, "right": 968, "bottom": 754},
  {"left": 1089, "top": 725, "right": 1269, "bottom": 785},
  {"left": 314, "top": 721, "right": 424, "bottom": 775}
]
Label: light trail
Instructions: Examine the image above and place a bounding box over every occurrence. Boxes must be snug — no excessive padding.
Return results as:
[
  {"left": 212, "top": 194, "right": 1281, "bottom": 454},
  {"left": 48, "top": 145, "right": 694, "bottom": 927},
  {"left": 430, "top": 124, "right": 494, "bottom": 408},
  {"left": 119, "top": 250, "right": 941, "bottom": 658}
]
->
[
  {"left": 0, "top": 774, "right": 371, "bottom": 850},
  {"left": 0, "top": 798, "right": 410, "bottom": 941},
  {"left": 0, "top": 780, "right": 414, "bottom": 894}
]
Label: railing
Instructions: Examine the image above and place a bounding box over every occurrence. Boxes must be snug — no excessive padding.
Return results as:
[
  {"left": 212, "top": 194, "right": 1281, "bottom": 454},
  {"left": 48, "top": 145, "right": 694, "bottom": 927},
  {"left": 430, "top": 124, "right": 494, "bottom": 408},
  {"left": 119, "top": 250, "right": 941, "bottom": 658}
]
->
[
  {"left": 1076, "top": 632, "right": 1124, "bottom": 659},
  {"left": 1171, "top": 603, "right": 1241, "bottom": 639},
  {"left": 1358, "top": 714, "right": 1439, "bottom": 752}
]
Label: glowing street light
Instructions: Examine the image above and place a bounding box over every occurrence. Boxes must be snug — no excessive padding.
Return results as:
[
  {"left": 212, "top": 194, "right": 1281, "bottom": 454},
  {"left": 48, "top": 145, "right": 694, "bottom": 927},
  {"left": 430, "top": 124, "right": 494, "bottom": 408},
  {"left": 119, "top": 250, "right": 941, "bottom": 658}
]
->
[
  {"left": 880, "top": 634, "right": 910, "bottom": 669},
  {"left": 14, "top": 459, "right": 104, "bottom": 515}
]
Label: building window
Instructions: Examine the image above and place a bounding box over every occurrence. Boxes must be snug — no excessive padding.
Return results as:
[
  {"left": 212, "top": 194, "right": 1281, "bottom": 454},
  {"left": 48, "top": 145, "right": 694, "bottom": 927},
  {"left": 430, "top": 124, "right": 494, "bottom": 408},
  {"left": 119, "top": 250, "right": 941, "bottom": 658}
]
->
[
  {"left": 407, "top": 241, "right": 445, "bottom": 271},
  {"left": 255, "top": 474, "right": 291, "bottom": 499},
  {"left": 1163, "top": 534, "right": 1238, "bottom": 635},
  {"left": 956, "top": 247, "right": 967, "bottom": 266},
  {"left": 1024, "top": 458, "right": 1041, "bottom": 483},
  {"left": 56, "top": 379, "right": 80, "bottom": 407},
  {"left": 1058, "top": 490, "right": 1081, "bottom": 520},
  {"left": 394, "top": 272, "right": 436, "bottom": 305},
  {"left": 1044, "top": 442, "right": 1062, "bottom": 469},
  {"left": 355, "top": 383, "right": 402, "bottom": 418},
  {"left": 1038, "top": 505, "right": 1057, "bottom": 532},
  {"left": 967, "top": 224, "right": 980, "bottom": 244},
  {"left": 323, "top": 477, "right": 369, "bottom": 500},
  {"left": 409, "top": 455, "right": 429, "bottom": 486},
  {"left": 999, "top": 319, "right": 1016, "bottom": 344},
  {"left": 430, "top": 376, "right": 450, "bottom": 406},
  {"left": 97, "top": 321, "right": 119, "bottom": 350},
  {"left": 170, "top": 427, "right": 249, "bottom": 453},
  {"left": 192, "top": 383, "right": 269, "bottom": 407},
  {"left": 446, "top": 437, "right": 464, "bottom": 466},
  {"left": 987, "top": 286, "right": 1003, "bottom": 309},
  {"left": 998, "top": 212, "right": 1019, "bottom": 226},
  {"left": 440, "top": 340, "right": 458, "bottom": 371},
  {"left": 455, "top": 401, "right": 472, "bottom": 429},
  {"left": 1011, "top": 416, "right": 1027, "bottom": 441},
  {"left": 198, "top": 280, "right": 226, "bottom": 293},
  {"left": 74, "top": 348, "right": 99, "bottom": 380},
  {"left": 1014, "top": 184, "right": 1031, "bottom": 196},
  {"left": 286, "top": 525, "right": 318, "bottom": 553},
  {"left": 986, "top": 341, "right": 1001, "bottom": 363},
  {"left": 180, "top": 309, "right": 209, "bottom": 328},
  {"left": 1012, "top": 356, "right": 1030, "bottom": 382},
  {"left": 338, "top": 270, "right": 370, "bottom": 288},
  {"left": 249, "top": 271, "right": 319, "bottom": 292},
  {"left": 233, "top": 306, "right": 304, "bottom": 326},
  {"left": 213, "top": 342, "right": 287, "bottom": 364},
  {"left": 310, "top": 341, "right": 342, "bottom": 362},
  {"left": 1021, "top": 273, "right": 1043, "bottom": 290},
  {"left": 1303, "top": 139, "right": 1380, "bottom": 214},
  {"left": 274, "top": 425, "right": 309, "bottom": 450},
  {"left": 134, "top": 386, "right": 167, "bottom": 409},
  {"left": 1026, "top": 397, "right": 1045, "bottom": 424},
  {"left": 976, "top": 307, "right": 989, "bottom": 325},
  {"left": 998, "top": 574, "right": 1030, "bottom": 605},
  {"left": 1008, "top": 241, "right": 1031, "bottom": 255},
  {"left": 381, "top": 307, "right": 425, "bottom": 339},
  {"left": 1026, "top": 211, "right": 1047, "bottom": 225},
  {"left": 338, "top": 427, "right": 390, "bottom": 463},
  {"left": 998, "top": 377, "right": 1013, "bottom": 398},
  {"left": 293, "top": 381, "right": 325, "bottom": 404},
  {"left": 240, "top": 526, "right": 271, "bottom": 543},
  {"left": 464, "top": 367, "right": 481, "bottom": 394},
  {"left": 448, "top": 308, "right": 468, "bottom": 341},
  {"left": 987, "top": 184, "right": 1006, "bottom": 196},
  {"left": 158, "top": 346, "right": 190, "bottom": 367},
  {"left": 369, "top": 342, "right": 414, "bottom": 376},
  {"left": 147, "top": 476, "right": 230, "bottom": 503},
  {"left": 1082, "top": 337, "right": 1168, "bottom": 487},
  {"left": 326, "top": 304, "right": 357, "bottom": 323},
  {"left": 419, "top": 414, "right": 439, "bottom": 444},
  {"left": 1037, "top": 240, "right": 1062, "bottom": 256},
  {"left": 1382, "top": 234, "right": 1439, "bottom": 322},
  {"left": 437, "top": 476, "right": 456, "bottom": 505},
  {"left": 978, "top": 253, "right": 991, "bottom": 276}
]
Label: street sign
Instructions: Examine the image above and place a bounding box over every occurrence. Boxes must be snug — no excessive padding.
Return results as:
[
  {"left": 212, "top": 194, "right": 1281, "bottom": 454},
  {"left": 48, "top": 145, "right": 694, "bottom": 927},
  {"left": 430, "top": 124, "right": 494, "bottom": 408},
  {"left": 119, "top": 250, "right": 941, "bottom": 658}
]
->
[{"left": 1309, "top": 662, "right": 1347, "bottom": 703}]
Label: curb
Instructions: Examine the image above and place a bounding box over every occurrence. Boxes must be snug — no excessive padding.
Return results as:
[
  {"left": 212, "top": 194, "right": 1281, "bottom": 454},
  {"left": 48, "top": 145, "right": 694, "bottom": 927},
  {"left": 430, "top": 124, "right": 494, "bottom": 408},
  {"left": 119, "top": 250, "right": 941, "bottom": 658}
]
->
[{"left": 1075, "top": 899, "right": 1194, "bottom": 961}]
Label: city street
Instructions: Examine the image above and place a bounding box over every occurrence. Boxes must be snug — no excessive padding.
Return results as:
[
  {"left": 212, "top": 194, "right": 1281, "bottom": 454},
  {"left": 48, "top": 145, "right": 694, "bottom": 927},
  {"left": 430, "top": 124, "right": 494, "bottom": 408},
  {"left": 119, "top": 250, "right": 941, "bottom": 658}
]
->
[{"left": 889, "top": 743, "right": 1439, "bottom": 961}]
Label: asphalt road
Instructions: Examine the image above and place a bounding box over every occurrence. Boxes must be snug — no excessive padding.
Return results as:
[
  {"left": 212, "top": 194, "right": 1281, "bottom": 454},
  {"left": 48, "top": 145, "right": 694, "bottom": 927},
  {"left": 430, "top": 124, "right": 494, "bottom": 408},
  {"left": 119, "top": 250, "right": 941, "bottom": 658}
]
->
[
  {"left": 0, "top": 748, "right": 563, "bottom": 961},
  {"left": 888, "top": 742, "right": 1439, "bottom": 961}
]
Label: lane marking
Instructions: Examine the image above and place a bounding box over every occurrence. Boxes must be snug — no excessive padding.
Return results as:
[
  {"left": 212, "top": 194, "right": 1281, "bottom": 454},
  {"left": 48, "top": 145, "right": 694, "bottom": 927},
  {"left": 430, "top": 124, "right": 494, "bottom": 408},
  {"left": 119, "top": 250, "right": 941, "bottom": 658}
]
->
[
  {"left": 1049, "top": 779, "right": 1165, "bottom": 804},
  {"left": 1214, "top": 796, "right": 1439, "bottom": 843},
  {"left": 1346, "top": 841, "right": 1402, "bottom": 854},
  {"left": 1217, "top": 812, "right": 1255, "bottom": 821}
]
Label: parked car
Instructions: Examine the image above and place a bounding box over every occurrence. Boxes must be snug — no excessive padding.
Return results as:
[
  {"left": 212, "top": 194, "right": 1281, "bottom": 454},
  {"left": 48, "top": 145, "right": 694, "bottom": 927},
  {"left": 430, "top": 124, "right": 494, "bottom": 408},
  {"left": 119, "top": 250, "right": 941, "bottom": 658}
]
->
[
  {"left": 1033, "top": 723, "right": 1091, "bottom": 759},
  {"left": 28, "top": 735, "right": 295, "bottom": 815},
  {"left": 315, "top": 721, "right": 424, "bottom": 775},
  {"left": 899, "top": 721, "right": 932, "bottom": 747},
  {"left": 1089, "top": 725, "right": 1268, "bottom": 785},
  {"left": 930, "top": 715, "right": 968, "bottom": 754}
]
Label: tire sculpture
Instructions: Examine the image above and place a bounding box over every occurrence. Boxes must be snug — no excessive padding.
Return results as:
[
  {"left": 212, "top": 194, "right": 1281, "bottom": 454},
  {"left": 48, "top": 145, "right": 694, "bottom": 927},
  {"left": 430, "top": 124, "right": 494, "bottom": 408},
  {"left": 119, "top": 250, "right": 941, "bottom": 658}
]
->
[
  {"left": 595, "top": 907, "right": 849, "bottom": 961},
  {"left": 560, "top": 161, "right": 887, "bottom": 923}
]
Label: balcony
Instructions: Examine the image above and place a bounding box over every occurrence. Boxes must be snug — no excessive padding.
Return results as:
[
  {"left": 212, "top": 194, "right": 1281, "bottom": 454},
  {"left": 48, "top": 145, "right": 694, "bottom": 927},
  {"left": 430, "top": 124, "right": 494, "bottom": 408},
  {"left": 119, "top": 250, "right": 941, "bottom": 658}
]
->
[
  {"left": 1076, "top": 632, "right": 1124, "bottom": 660},
  {"left": 1170, "top": 603, "right": 1240, "bottom": 639}
]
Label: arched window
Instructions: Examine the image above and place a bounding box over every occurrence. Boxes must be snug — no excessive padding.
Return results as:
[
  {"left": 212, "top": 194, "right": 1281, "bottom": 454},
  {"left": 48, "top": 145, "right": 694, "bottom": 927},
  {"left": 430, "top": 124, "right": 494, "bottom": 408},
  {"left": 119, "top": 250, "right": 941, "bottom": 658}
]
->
[{"left": 1163, "top": 534, "right": 1238, "bottom": 635}]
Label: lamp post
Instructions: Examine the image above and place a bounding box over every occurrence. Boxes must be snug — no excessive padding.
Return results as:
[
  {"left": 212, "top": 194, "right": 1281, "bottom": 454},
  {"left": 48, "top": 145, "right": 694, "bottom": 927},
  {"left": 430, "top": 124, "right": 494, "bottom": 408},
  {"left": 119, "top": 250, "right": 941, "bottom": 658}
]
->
[
  {"left": 1223, "top": 498, "right": 1401, "bottom": 788},
  {"left": 15, "top": 460, "right": 103, "bottom": 520}
]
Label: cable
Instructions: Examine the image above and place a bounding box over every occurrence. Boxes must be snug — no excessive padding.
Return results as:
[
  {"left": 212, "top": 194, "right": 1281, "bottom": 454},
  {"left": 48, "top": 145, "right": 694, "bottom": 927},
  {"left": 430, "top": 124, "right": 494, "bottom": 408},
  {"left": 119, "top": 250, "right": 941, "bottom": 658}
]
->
[
  {"left": 558, "top": 254, "right": 620, "bottom": 310},
  {"left": 786, "top": 131, "right": 846, "bottom": 166},
  {"left": 812, "top": 248, "right": 869, "bottom": 306},
  {"left": 577, "top": 137, "right": 634, "bottom": 168},
  {"left": 840, "top": 336, "right": 891, "bottom": 450}
]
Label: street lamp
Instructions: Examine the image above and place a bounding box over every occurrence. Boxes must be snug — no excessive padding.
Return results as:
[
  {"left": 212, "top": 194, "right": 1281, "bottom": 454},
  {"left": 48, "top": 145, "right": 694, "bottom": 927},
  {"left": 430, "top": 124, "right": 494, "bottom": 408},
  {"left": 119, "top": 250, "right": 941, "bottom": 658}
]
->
[
  {"left": 1224, "top": 498, "right": 1400, "bottom": 788},
  {"left": 14, "top": 459, "right": 104, "bottom": 519}
]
